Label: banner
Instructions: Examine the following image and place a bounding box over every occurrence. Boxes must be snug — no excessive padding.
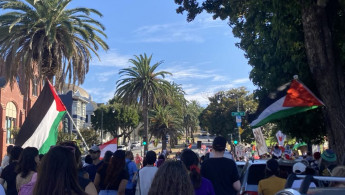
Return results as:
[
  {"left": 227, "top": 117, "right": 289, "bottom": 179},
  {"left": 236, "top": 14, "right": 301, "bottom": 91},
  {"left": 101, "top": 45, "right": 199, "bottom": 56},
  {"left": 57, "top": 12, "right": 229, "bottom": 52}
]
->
[
  {"left": 276, "top": 130, "right": 286, "bottom": 146},
  {"left": 252, "top": 128, "right": 268, "bottom": 155}
]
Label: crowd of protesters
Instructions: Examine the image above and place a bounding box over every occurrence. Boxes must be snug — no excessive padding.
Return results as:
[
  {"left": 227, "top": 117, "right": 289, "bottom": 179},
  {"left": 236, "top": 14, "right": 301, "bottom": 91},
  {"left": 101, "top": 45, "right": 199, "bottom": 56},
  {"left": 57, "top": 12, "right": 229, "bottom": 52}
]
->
[{"left": 0, "top": 136, "right": 344, "bottom": 195}]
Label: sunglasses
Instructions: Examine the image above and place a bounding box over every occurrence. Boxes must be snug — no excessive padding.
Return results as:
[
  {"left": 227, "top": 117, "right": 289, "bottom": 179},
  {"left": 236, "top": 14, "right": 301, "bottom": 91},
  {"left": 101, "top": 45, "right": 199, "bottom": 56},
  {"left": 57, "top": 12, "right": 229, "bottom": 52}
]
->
[{"left": 89, "top": 151, "right": 100, "bottom": 154}]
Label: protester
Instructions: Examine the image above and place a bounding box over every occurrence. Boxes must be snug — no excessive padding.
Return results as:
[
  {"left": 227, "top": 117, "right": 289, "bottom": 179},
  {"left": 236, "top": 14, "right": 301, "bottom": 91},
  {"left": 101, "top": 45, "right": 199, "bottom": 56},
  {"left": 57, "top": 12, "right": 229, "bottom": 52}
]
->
[
  {"left": 59, "top": 141, "right": 97, "bottom": 193},
  {"left": 319, "top": 149, "right": 337, "bottom": 176},
  {"left": 148, "top": 160, "right": 194, "bottom": 195},
  {"left": 135, "top": 151, "right": 158, "bottom": 195},
  {"left": 156, "top": 154, "right": 165, "bottom": 168},
  {"left": 33, "top": 146, "right": 95, "bottom": 195},
  {"left": 330, "top": 166, "right": 345, "bottom": 187},
  {"left": 83, "top": 155, "right": 93, "bottom": 167},
  {"left": 181, "top": 149, "right": 215, "bottom": 195},
  {"left": 310, "top": 152, "right": 321, "bottom": 173},
  {"left": 125, "top": 151, "right": 137, "bottom": 195},
  {"left": 94, "top": 150, "right": 128, "bottom": 195},
  {"left": 1, "top": 145, "right": 13, "bottom": 168},
  {"left": 85, "top": 145, "right": 103, "bottom": 181},
  {"left": 134, "top": 154, "right": 142, "bottom": 169},
  {"left": 258, "top": 158, "right": 286, "bottom": 195},
  {"left": 272, "top": 145, "right": 282, "bottom": 159},
  {"left": 103, "top": 151, "right": 113, "bottom": 164},
  {"left": 15, "top": 147, "right": 39, "bottom": 192},
  {"left": 290, "top": 162, "right": 316, "bottom": 189},
  {"left": 0, "top": 146, "right": 23, "bottom": 195},
  {"left": 201, "top": 136, "right": 240, "bottom": 195}
]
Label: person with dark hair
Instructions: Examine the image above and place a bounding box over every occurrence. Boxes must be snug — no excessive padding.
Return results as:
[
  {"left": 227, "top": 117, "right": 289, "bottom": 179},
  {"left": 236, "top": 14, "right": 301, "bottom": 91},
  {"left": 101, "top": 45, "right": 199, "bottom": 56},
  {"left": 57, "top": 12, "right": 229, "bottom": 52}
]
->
[
  {"left": 59, "top": 141, "right": 97, "bottom": 194},
  {"left": 33, "top": 146, "right": 92, "bottom": 195},
  {"left": 156, "top": 154, "right": 165, "bottom": 168},
  {"left": 94, "top": 150, "right": 129, "bottom": 195},
  {"left": 38, "top": 154, "right": 44, "bottom": 161},
  {"left": 1, "top": 145, "right": 13, "bottom": 168},
  {"left": 181, "top": 149, "right": 215, "bottom": 195},
  {"left": 148, "top": 160, "right": 194, "bottom": 195},
  {"left": 103, "top": 151, "right": 113, "bottom": 164},
  {"left": 0, "top": 146, "right": 23, "bottom": 195},
  {"left": 201, "top": 136, "right": 240, "bottom": 195},
  {"left": 125, "top": 151, "right": 137, "bottom": 195},
  {"left": 15, "top": 147, "right": 39, "bottom": 191},
  {"left": 85, "top": 145, "right": 103, "bottom": 182},
  {"left": 83, "top": 155, "right": 93, "bottom": 167},
  {"left": 258, "top": 158, "right": 286, "bottom": 195},
  {"left": 136, "top": 151, "right": 157, "bottom": 195}
]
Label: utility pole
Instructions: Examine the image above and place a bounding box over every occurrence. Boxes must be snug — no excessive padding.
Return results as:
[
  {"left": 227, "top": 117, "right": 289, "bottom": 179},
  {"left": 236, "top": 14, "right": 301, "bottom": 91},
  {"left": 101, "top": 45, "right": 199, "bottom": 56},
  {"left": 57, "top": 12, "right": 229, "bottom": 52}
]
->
[{"left": 237, "top": 97, "right": 241, "bottom": 144}]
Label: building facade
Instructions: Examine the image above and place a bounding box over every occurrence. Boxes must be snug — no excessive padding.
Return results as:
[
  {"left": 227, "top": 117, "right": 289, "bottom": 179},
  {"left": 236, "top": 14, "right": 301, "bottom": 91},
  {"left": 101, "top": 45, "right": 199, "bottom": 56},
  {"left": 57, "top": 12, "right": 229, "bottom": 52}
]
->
[
  {"left": 0, "top": 74, "right": 43, "bottom": 159},
  {"left": 59, "top": 84, "right": 97, "bottom": 134}
]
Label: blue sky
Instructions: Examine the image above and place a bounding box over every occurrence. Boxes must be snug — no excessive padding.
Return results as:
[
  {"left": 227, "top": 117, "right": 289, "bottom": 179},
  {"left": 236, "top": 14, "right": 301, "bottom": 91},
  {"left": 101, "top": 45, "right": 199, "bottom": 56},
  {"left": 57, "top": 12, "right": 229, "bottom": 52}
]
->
[{"left": 69, "top": 0, "right": 255, "bottom": 106}]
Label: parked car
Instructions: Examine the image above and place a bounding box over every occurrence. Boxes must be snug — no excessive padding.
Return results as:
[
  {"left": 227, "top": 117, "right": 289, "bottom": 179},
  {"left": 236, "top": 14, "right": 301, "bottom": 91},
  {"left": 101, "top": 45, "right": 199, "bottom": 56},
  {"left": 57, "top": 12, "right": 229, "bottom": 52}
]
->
[
  {"left": 239, "top": 159, "right": 295, "bottom": 195},
  {"left": 117, "top": 145, "right": 128, "bottom": 151},
  {"left": 131, "top": 142, "right": 141, "bottom": 149}
]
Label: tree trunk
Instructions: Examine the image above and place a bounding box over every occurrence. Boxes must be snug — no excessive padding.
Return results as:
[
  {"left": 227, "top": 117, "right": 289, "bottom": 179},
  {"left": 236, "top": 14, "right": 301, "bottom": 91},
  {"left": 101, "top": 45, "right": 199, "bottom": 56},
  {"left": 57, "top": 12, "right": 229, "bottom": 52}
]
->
[
  {"left": 190, "top": 127, "right": 194, "bottom": 143},
  {"left": 161, "top": 133, "right": 167, "bottom": 152},
  {"left": 301, "top": 1, "right": 345, "bottom": 164},
  {"left": 142, "top": 93, "right": 149, "bottom": 155}
]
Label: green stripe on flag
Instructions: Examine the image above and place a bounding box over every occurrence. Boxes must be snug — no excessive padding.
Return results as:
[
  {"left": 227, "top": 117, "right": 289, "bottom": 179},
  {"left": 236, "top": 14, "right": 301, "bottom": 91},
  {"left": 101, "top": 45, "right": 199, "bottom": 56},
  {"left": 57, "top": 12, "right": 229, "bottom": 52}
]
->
[
  {"left": 252, "top": 106, "right": 319, "bottom": 128},
  {"left": 39, "top": 111, "right": 66, "bottom": 154}
]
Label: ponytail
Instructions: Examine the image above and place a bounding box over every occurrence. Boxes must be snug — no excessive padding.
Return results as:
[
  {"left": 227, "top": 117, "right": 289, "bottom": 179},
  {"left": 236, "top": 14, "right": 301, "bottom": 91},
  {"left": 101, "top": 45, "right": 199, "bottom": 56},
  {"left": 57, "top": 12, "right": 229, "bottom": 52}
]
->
[{"left": 189, "top": 165, "right": 201, "bottom": 189}]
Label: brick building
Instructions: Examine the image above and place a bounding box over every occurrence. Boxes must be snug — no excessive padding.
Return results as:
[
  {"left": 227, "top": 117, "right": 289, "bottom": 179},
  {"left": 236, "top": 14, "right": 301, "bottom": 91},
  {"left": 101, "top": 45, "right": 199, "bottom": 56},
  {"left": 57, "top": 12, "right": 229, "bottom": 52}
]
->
[{"left": 0, "top": 73, "right": 43, "bottom": 160}]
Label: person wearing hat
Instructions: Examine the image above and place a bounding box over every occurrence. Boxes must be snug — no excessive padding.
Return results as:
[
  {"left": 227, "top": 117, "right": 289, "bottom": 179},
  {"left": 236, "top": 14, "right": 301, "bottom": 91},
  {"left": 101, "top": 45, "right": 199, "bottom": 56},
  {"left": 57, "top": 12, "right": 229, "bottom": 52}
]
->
[
  {"left": 290, "top": 162, "right": 317, "bottom": 189},
  {"left": 258, "top": 158, "right": 286, "bottom": 195},
  {"left": 319, "top": 149, "right": 337, "bottom": 176},
  {"left": 201, "top": 136, "right": 240, "bottom": 195},
  {"left": 85, "top": 145, "right": 104, "bottom": 182}
]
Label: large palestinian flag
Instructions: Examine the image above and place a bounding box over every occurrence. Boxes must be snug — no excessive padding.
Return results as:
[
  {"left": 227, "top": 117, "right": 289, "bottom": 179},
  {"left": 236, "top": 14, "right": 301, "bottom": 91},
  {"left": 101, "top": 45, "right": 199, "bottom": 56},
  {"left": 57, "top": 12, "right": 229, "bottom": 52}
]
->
[
  {"left": 15, "top": 80, "right": 66, "bottom": 154},
  {"left": 250, "top": 79, "right": 324, "bottom": 128}
]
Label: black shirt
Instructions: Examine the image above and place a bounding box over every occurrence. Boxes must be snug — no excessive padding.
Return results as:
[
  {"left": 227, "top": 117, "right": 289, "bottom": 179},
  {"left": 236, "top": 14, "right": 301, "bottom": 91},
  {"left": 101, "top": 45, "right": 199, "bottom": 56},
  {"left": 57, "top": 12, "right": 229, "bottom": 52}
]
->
[
  {"left": 0, "top": 162, "right": 18, "bottom": 195},
  {"left": 97, "top": 164, "right": 129, "bottom": 190},
  {"left": 201, "top": 157, "right": 239, "bottom": 195},
  {"left": 85, "top": 160, "right": 104, "bottom": 182}
]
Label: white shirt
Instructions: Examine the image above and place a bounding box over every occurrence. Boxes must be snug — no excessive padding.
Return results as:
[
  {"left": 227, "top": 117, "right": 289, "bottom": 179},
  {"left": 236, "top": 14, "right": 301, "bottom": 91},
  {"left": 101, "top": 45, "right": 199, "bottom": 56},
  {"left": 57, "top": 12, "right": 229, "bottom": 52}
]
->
[{"left": 137, "top": 166, "right": 158, "bottom": 195}]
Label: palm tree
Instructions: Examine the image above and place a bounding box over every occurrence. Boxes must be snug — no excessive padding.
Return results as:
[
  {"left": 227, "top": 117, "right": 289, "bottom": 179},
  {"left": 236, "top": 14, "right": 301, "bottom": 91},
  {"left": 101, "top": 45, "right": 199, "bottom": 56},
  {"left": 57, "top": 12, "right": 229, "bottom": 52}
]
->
[
  {"left": 0, "top": 0, "right": 108, "bottom": 89},
  {"left": 150, "top": 105, "right": 183, "bottom": 151},
  {"left": 116, "top": 53, "right": 172, "bottom": 153}
]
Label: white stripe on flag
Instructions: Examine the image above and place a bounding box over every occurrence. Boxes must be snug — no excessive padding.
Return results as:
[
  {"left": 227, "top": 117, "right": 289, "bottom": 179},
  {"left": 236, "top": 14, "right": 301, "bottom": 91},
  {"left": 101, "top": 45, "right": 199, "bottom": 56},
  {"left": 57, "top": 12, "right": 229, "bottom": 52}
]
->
[
  {"left": 22, "top": 101, "right": 59, "bottom": 149},
  {"left": 100, "top": 144, "right": 117, "bottom": 158},
  {"left": 250, "top": 96, "right": 290, "bottom": 126}
]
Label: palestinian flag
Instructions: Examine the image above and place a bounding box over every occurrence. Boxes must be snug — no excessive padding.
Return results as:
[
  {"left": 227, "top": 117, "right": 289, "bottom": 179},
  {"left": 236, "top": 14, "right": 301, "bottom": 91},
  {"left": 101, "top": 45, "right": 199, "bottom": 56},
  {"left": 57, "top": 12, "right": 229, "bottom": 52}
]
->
[
  {"left": 100, "top": 138, "right": 118, "bottom": 158},
  {"left": 250, "top": 79, "right": 324, "bottom": 128},
  {"left": 15, "top": 80, "right": 66, "bottom": 154}
]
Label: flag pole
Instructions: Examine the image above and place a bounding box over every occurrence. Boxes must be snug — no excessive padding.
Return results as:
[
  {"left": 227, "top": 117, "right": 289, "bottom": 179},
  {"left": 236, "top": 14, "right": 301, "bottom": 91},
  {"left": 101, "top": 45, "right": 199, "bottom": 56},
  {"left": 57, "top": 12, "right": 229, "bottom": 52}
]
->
[{"left": 65, "top": 111, "right": 89, "bottom": 151}]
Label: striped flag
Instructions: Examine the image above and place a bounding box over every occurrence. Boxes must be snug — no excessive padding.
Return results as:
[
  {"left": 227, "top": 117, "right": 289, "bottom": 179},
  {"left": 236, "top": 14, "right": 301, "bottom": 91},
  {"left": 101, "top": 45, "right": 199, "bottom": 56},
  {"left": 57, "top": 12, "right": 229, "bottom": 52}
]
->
[
  {"left": 250, "top": 79, "right": 324, "bottom": 128},
  {"left": 100, "top": 138, "right": 118, "bottom": 158},
  {"left": 15, "top": 80, "right": 66, "bottom": 154}
]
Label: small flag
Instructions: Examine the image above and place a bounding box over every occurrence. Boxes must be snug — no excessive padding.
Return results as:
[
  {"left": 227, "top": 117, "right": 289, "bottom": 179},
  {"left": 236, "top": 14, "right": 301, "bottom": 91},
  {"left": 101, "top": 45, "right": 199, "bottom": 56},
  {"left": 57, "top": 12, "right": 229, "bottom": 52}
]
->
[
  {"left": 250, "top": 79, "right": 324, "bottom": 128},
  {"left": 276, "top": 130, "right": 286, "bottom": 146},
  {"left": 100, "top": 138, "right": 118, "bottom": 158},
  {"left": 15, "top": 80, "right": 66, "bottom": 154},
  {"left": 239, "top": 127, "right": 244, "bottom": 135}
]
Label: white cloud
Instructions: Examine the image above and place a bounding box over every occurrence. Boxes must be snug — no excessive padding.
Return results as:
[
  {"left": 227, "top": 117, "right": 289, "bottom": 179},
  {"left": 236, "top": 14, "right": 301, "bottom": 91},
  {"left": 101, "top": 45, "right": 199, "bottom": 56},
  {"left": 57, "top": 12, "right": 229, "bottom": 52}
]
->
[
  {"left": 84, "top": 86, "right": 116, "bottom": 103},
  {"left": 95, "top": 70, "right": 118, "bottom": 82},
  {"left": 132, "top": 14, "right": 227, "bottom": 43},
  {"left": 165, "top": 65, "right": 227, "bottom": 81},
  {"left": 91, "top": 50, "right": 131, "bottom": 68}
]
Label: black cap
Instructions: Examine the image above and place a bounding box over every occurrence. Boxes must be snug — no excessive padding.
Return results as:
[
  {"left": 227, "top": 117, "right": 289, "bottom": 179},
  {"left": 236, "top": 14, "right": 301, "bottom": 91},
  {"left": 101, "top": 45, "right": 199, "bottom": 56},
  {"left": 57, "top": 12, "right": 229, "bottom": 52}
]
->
[{"left": 212, "top": 136, "right": 226, "bottom": 151}]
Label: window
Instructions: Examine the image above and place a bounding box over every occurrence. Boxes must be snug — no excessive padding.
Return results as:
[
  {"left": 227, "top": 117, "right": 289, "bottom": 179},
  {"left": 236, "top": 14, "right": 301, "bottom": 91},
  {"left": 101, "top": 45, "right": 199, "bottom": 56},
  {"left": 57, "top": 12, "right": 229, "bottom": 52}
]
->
[
  {"left": 32, "top": 77, "right": 38, "bottom": 96},
  {"left": 6, "top": 102, "right": 17, "bottom": 144},
  {"left": 85, "top": 114, "right": 88, "bottom": 123}
]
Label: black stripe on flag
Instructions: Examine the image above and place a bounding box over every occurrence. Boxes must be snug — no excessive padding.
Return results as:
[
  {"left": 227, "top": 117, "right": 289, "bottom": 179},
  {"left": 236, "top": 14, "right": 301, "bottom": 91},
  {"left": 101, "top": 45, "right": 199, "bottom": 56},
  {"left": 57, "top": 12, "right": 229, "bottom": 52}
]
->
[{"left": 15, "top": 83, "right": 55, "bottom": 146}]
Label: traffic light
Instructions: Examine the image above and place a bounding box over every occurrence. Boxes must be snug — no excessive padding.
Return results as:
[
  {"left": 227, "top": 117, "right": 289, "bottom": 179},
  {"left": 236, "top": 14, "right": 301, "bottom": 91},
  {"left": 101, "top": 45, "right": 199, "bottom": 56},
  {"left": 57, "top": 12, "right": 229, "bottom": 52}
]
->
[
  {"left": 233, "top": 140, "right": 238, "bottom": 145},
  {"left": 142, "top": 136, "right": 147, "bottom": 146}
]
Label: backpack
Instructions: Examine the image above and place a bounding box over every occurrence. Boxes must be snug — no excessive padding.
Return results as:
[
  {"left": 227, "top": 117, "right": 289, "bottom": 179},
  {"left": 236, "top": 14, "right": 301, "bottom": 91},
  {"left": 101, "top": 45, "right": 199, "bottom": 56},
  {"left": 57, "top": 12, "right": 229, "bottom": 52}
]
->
[{"left": 19, "top": 173, "right": 37, "bottom": 195}]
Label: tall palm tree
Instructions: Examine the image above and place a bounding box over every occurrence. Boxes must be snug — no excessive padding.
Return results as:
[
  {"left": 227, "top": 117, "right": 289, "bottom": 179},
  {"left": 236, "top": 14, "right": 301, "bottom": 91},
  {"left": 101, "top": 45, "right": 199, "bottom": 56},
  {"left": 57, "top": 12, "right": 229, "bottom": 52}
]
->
[
  {"left": 0, "top": 0, "right": 108, "bottom": 89},
  {"left": 116, "top": 53, "right": 172, "bottom": 153},
  {"left": 150, "top": 105, "right": 183, "bottom": 151}
]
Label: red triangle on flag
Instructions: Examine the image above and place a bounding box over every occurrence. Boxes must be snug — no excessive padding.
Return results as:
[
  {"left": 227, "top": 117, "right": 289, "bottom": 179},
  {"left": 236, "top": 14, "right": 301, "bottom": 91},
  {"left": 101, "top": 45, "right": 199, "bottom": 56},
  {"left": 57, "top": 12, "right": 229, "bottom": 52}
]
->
[{"left": 283, "top": 80, "right": 324, "bottom": 107}]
